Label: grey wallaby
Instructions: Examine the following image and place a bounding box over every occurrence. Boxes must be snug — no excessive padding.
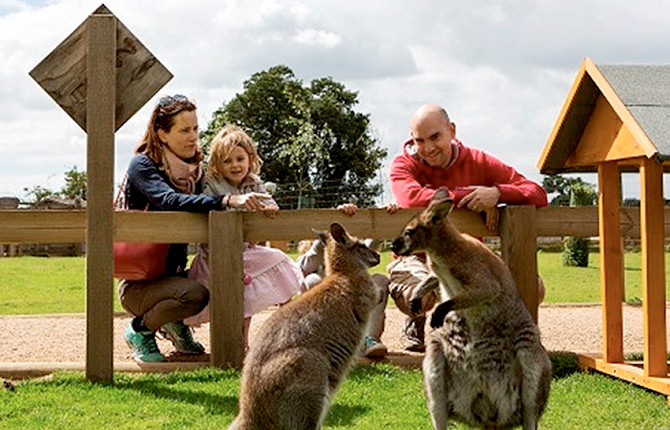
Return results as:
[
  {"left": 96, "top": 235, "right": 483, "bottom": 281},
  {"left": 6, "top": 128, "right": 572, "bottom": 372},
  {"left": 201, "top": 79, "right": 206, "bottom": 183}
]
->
[
  {"left": 391, "top": 189, "right": 551, "bottom": 430},
  {"left": 228, "top": 222, "right": 382, "bottom": 430}
]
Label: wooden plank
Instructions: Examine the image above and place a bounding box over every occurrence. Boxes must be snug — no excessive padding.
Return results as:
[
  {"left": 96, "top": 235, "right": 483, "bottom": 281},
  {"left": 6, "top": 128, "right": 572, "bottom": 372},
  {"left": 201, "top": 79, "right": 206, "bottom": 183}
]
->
[
  {"left": 640, "top": 158, "right": 668, "bottom": 377},
  {"left": 579, "top": 355, "right": 670, "bottom": 396},
  {"left": 209, "top": 211, "right": 244, "bottom": 369},
  {"left": 3, "top": 206, "right": 670, "bottom": 244},
  {"left": 598, "top": 162, "right": 624, "bottom": 363},
  {"left": 29, "top": 4, "right": 172, "bottom": 132},
  {"left": 500, "top": 206, "right": 539, "bottom": 322},
  {"left": 114, "top": 211, "right": 208, "bottom": 243},
  {"left": 85, "top": 13, "right": 116, "bottom": 383}
]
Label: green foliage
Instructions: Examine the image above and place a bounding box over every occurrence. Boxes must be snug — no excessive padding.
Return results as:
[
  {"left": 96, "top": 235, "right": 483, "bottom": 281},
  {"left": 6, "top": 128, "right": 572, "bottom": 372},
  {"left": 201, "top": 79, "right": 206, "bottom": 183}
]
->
[
  {"left": 546, "top": 175, "right": 598, "bottom": 267},
  {"left": 60, "top": 166, "right": 87, "bottom": 200},
  {"left": 21, "top": 185, "right": 55, "bottom": 205},
  {"left": 202, "top": 65, "right": 387, "bottom": 208},
  {"left": 542, "top": 174, "right": 595, "bottom": 207},
  {"left": 562, "top": 236, "right": 590, "bottom": 267}
]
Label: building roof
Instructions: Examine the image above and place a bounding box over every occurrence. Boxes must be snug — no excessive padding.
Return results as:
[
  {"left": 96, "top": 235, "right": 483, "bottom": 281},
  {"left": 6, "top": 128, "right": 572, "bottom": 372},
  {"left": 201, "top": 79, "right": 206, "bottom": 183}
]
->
[{"left": 538, "top": 58, "right": 670, "bottom": 174}]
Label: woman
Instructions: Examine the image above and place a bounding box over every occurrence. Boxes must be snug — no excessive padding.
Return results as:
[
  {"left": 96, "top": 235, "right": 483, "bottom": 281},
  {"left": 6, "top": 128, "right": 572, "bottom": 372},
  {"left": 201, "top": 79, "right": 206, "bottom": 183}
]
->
[{"left": 119, "top": 94, "right": 268, "bottom": 363}]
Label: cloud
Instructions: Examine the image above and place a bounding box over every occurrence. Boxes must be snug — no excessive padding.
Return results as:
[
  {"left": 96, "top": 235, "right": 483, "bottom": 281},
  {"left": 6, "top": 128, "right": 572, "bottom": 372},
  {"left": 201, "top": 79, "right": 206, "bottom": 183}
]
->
[{"left": 3, "top": 0, "right": 670, "bottom": 200}]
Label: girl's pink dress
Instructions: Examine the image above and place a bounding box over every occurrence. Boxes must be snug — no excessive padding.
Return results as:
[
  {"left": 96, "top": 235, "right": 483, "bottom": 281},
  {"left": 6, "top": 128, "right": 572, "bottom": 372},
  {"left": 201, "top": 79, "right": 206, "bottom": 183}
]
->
[{"left": 185, "top": 243, "right": 304, "bottom": 325}]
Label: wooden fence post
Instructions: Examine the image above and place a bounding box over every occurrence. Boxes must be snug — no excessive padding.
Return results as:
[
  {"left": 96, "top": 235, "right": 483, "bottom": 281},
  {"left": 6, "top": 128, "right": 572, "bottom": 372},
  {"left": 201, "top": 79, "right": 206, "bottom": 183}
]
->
[
  {"left": 639, "top": 158, "right": 667, "bottom": 377},
  {"left": 85, "top": 12, "right": 116, "bottom": 383},
  {"left": 209, "top": 211, "right": 245, "bottom": 369},
  {"left": 500, "top": 205, "right": 539, "bottom": 323},
  {"left": 598, "top": 162, "right": 624, "bottom": 363}
]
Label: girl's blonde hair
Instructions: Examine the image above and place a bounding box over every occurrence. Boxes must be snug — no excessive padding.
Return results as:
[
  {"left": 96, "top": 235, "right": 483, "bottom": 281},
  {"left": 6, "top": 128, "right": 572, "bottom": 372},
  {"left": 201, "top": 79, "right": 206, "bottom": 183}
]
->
[{"left": 207, "top": 125, "right": 263, "bottom": 182}]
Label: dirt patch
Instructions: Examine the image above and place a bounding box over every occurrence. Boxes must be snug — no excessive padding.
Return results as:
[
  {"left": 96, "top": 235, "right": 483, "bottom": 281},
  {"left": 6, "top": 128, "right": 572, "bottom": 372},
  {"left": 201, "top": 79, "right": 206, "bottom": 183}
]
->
[{"left": 1, "top": 304, "right": 667, "bottom": 365}]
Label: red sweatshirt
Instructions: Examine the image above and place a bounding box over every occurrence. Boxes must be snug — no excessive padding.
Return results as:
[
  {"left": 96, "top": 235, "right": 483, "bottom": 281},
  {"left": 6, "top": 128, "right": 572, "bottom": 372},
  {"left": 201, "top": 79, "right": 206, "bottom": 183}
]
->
[{"left": 390, "top": 139, "right": 548, "bottom": 208}]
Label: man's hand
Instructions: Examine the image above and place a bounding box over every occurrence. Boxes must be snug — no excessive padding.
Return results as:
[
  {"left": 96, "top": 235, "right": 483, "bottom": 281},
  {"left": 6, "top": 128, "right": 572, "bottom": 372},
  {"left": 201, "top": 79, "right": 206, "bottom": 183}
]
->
[
  {"left": 336, "top": 203, "right": 358, "bottom": 216},
  {"left": 457, "top": 186, "right": 500, "bottom": 212}
]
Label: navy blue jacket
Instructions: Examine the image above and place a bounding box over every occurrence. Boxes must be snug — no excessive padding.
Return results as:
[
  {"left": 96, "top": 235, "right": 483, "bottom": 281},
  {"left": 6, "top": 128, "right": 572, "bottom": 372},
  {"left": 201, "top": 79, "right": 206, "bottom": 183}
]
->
[{"left": 124, "top": 154, "right": 223, "bottom": 275}]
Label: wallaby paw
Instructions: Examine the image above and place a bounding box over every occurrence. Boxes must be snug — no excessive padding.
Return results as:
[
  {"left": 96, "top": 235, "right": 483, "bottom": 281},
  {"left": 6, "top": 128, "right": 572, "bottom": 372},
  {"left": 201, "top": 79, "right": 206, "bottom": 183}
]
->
[{"left": 429, "top": 300, "right": 453, "bottom": 328}]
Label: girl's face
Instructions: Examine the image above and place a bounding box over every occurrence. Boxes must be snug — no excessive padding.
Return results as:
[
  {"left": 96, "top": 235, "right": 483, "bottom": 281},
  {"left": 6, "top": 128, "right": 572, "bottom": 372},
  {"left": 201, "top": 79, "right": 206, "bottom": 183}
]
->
[
  {"left": 157, "top": 110, "right": 199, "bottom": 160},
  {"left": 220, "top": 145, "right": 251, "bottom": 186}
]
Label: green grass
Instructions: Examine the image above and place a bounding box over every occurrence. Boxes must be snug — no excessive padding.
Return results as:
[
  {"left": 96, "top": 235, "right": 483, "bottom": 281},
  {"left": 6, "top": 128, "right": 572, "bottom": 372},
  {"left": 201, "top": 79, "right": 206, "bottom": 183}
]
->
[
  {"left": 1, "top": 251, "right": 668, "bottom": 316},
  {"left": 2, "top": 255, "right": 670, "bottom": 428},
  {"left": 1, "top": 363, "right": 669, "bottom": 429}
]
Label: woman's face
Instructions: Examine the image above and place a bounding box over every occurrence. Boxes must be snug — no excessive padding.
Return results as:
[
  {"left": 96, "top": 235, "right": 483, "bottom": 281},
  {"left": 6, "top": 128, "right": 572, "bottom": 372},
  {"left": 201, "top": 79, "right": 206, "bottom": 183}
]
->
[
  {"left": 158, "top": 110, "right": 199, "bottom": 160},
  {"left": 220, "top": 145, "right": 251, "bottom": 187}
]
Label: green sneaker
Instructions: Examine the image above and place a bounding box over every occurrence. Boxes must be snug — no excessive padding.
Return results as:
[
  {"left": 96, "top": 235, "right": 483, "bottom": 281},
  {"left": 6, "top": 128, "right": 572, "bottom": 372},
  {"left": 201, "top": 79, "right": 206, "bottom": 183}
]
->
[
  {"left": 363, "top": 335, "right": 387, "bottom": 358},
  {"left": 159, "top": 321, "right": 205, "bottom": 355},
  {"left": 124, "top": 323, "right": 165, "bottom": 363}
]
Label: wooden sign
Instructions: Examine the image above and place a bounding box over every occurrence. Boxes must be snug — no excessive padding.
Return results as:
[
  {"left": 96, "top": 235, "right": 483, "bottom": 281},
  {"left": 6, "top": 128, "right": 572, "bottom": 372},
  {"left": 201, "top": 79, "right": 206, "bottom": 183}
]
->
[{"left": 29, "top": 4, "right": 172, "bottom": 132}]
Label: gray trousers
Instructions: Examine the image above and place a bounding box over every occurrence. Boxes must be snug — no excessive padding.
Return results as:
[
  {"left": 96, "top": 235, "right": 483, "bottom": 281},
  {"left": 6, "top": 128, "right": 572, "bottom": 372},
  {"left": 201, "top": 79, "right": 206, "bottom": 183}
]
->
[{"left": 118, "top": 275, "right": 209, "bottom": 332}]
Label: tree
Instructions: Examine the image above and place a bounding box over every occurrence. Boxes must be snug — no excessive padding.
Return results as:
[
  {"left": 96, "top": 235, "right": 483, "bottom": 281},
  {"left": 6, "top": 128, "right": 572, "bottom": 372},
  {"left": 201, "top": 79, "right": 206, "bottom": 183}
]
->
[
  {"left": 61, "top": 166, "right": 87, "bottom": 200},
  {"left": 202, "top": 65, "right": 387, "bottom": 208},
  {"left": 22, "top": 185, "right": 56, "bottom": 205}
]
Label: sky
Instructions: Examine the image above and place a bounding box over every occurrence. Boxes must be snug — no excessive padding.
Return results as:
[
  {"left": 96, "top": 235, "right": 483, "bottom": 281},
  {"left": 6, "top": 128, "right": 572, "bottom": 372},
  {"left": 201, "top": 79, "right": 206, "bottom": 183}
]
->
[{"left": 2, "top": 0, "right": 670, "bottom": 203}]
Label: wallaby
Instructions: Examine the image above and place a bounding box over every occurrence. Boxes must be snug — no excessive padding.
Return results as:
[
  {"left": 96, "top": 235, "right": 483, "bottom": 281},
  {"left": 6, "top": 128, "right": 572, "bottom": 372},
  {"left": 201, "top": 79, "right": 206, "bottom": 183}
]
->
[
  {"left": 391, "top": 189, "right": 551, "bottom": 430},
  {"left": 228, "top": 223, "right": 382, "bottom": 430}
]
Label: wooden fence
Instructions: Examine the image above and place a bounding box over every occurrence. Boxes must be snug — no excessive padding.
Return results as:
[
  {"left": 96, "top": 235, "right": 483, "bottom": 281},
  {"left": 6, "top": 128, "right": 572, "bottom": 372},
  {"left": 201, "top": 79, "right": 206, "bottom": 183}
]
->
[{"left": 0, "top": 205, "right": 667, "bottom": 375}]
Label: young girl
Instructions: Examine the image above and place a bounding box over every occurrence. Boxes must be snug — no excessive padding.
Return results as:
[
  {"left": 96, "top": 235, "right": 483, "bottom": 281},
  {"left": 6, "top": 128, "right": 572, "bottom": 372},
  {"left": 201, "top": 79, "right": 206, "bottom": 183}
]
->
[{"left": 185, "top": 125, "right": 304, "bottom": 350}]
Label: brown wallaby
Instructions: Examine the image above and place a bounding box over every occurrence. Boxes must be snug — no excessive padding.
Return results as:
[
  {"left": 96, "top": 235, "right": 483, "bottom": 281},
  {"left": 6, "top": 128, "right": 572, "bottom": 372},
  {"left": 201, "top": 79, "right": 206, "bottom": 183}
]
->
[
  {"left": 228, "top": 222, "right": 382, "bottom": 430},
  {"left": 391, "top": 189, "right": 551, "bottom": 430}
]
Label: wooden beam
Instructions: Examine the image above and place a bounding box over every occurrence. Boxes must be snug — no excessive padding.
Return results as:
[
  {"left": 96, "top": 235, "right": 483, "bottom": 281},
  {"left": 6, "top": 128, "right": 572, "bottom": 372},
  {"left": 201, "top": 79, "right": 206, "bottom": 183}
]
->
[
  {"left": 209, "top": 211, "right": 244, "bottom": 369},
  {"left": 566, "top": 95, "right": 647, "bottom": 167},
  {"left": 500, "top": 206, "right": 539, "bottom": 322},
  {"left": 598, "top": 162, "right": 624, "bottom": 363},
  {"left": 579, "top": 354, "right": 670, "bottom": 396},
  {"left": 639, "top": 158, "right": 668, "bottom": 377},
  {"left": 85, "top": 13, "right": 116, "bottom": 383}
]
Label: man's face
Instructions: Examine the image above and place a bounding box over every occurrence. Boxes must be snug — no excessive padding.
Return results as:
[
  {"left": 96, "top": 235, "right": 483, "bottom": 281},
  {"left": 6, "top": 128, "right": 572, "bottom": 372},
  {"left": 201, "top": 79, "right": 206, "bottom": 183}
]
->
[{"left": 410, "top": 113, "right": 455, "bottom": 167}]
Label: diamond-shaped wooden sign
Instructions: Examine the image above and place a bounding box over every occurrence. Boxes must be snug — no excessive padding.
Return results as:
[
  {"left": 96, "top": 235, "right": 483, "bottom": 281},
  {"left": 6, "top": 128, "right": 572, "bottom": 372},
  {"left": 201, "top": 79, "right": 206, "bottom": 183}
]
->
[{"left": 29, "top": 4, "right": 172, "bottom": 132}]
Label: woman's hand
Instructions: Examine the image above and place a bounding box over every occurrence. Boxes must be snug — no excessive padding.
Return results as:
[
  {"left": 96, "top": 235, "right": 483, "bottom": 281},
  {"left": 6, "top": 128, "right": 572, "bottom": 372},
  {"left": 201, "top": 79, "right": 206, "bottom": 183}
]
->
[
  {"left": 263, "top": 203, "right": 279, "bottom": 219},
  {"left": 228, "top": 192, "right": 272, "bottom": 211}
]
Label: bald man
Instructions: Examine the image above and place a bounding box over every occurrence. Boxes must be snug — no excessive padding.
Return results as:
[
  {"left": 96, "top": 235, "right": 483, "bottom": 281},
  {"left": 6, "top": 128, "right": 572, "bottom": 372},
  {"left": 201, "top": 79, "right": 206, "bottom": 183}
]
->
[{"left": 387, "top": 103, "right": 548, "bottom": 351}]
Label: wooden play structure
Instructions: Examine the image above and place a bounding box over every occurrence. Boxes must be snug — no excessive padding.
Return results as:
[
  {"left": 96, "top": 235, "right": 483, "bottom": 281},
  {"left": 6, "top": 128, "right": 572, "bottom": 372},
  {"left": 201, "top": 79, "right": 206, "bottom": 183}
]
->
[{"left": 538, "top": 57, "right": 670, "bottom": 401}]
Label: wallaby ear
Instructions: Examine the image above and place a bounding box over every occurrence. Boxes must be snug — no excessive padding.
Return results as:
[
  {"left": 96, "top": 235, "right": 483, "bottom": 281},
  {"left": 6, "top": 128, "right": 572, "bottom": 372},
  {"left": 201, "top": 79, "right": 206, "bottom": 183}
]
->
[
  {"left": 312, "top": 228, "right": 328, "bottom": 244},
  {"left": 427, "top": 199, "right": 453, "bottom": 223},
  {"left": 432, "top": 187, "right": 450, "bottom": 202},
  {"left": 329, "top": 223, "right": 348, "bottom": 245}
]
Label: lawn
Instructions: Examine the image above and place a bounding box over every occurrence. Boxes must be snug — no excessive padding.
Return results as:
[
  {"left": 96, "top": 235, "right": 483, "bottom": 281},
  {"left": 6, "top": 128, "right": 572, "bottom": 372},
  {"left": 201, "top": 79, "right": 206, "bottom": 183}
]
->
[
  {"left": 0, "top": 250, "right": 668, "bottom": 315},
  {"left": 1, "top": 363, "right": 670, "bottom": 429},
  {"left": 1, "top": 252, "right": 670, "bottom": 429}
]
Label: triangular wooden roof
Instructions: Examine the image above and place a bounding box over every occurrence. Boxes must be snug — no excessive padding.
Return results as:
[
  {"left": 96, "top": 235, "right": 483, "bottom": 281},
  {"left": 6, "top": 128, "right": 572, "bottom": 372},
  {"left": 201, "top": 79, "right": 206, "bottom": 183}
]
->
[{"left": 538, "top": 57, "right": 670, "bottom": 174}]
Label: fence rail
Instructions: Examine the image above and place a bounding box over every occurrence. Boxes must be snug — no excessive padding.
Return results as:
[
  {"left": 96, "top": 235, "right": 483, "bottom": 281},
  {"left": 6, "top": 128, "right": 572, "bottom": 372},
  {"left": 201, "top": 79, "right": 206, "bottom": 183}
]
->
[{"left": 0, "top": 205, "right": 667, "bottom": 373}]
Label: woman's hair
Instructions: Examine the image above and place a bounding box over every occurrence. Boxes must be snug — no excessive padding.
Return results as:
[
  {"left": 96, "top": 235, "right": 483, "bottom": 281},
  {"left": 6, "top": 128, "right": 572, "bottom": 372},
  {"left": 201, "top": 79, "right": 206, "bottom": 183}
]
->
[
  {"left": 207, "top": 124, "right": 263, "bottom": 182},
  {"left": 135, "top": 94, "right": 203, "bottom": 164}
]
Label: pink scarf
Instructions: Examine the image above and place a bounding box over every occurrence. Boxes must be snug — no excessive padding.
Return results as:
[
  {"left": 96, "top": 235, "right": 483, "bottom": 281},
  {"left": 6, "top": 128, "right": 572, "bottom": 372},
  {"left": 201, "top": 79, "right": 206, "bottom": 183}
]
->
[{"left": 161, "top": 147, "right": 202, "bottom": 194}]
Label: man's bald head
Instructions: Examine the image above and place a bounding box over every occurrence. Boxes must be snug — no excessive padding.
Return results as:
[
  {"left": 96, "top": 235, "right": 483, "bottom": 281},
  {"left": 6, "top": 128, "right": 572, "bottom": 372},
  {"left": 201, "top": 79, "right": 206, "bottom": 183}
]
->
[
  {"left": 409, "top": 104, "right": 456, "bottom": 167},
  {"left": 410, "top": 104, "right": 450, "bottom": 130}
]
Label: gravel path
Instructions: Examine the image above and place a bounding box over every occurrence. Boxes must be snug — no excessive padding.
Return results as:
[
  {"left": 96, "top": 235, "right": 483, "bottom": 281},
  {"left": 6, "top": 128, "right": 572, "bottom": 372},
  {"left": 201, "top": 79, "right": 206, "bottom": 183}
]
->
[{"left": 1, "top": 304, "right": 668, "bottom": 365}]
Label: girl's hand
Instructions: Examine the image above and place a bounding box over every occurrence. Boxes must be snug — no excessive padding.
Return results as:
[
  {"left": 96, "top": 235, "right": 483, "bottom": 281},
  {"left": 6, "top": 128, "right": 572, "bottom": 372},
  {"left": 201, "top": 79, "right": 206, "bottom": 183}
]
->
[
  {"left": 336, "top": 203, "right": 358, "bottom": 217},
  {"left": 384, "top": 202, "right": 400, "bottom": 214},
  {"left": 228, "top": 193, "right": 272, "bottom": 211},
  {"left": 262, "top": 203, "right": 279, "bottom": 219}
]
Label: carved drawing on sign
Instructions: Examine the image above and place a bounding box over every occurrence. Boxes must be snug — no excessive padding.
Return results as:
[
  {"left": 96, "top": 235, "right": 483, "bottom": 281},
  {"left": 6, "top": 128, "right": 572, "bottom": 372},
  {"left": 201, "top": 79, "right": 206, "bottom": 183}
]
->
[{"left": 29, "top": 4, "right": 172, "bottom": 132}]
